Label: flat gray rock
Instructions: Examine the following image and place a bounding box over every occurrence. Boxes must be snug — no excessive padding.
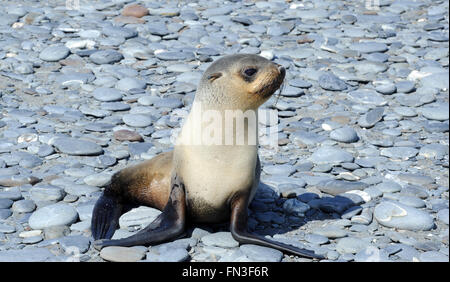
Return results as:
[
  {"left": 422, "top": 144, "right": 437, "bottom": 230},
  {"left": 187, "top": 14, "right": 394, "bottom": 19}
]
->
[
  {"left": 39, "top": 45, "right": 70, "bottom": 62},
  {"left": 314, "top": 179, "right": 368, "bottom": 196},
  {"left": 336, "top": 237, "right": 371, "bottom": 254},
  {"left": 374, "top": 201, "right": 434, "bottom": 231},
  {"left": 52, "top": 137, "right": 103, "bottom": 156},
  {"left": 28, "top": 203, "right": 78, "bottom": 229},
  {"left": 239, "top": 244, "right": 283, "bottom": 262},
  {"left": 90, "top": 50, "right": 123, "bottom": 64},
  {"left": 309, "top": 147, "right": 354, "bottom": 164},
  {"left": 92, "top": 88, "right": 123, "bottom": 102},
  {"left": 201, "top": 232, "right": 239, "bottom": 248},
  {"left": 100, "top": 246, "right": 146, "bottom": 262},
  {"left": 330, "top": 127, "right": 359, "bottom": 143},
  {"left": 0, "top": 248, "right": 57, "bottom": 262}
]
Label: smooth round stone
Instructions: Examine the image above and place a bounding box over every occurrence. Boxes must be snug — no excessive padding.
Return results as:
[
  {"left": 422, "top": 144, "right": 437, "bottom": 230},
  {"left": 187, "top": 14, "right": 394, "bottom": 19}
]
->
[
  {"left": 78, "top": 29, "right": 101, "bottom": 38},
  {"left": 90, "top": 50, "right": 124, "bottom": 64},
  {"left": 330, "top": 127, "right": 359, "bottom": 143},
  {"left": 421, "top": 72, "right": 449, "bottom": 90},
  {"left": 201, "top": 232, "right": 239, "bottom": 248},
  {"left": 315, "top": 179, "right": 368, "bottom": 196},
  {"left": 122, "top": 114, "right": 152, "bottom": 128},
  {"left": 309, "top": 147, "right": 354, "bottom": 165},
  {"left": 119, "top": 206, "right": 161, "bottom": 229},
  {"left": 100, "top": 246, "right": 146, "bottom": 262},
  {"left": 342, "top": 206, "right": 363, "bottom": 219},
  {"left": 400, "top": 185, "right": 429, "bottom": 199},
  {"left": 341, "top": 14, "right": 357, "bottom": 24},
  {"left": 419, "top": 251, "right": 449, "bottom": 262},
  {"left": 153, "top": 98, "right": 183, "bottom": 109},
  {"left": 289, "top": 79, "right": 312, "bottom": 88},
  {"left": 282, "top": 199, "right": 310, "bottom": 216},
  {"left": 43, "top": 225, "right": 70, "bottom": 240},
  {"left": 167, "top": 64, "right": 193, "bottom": 73},
  {"left": 380, "top": 147, "right": 418, "bottom": 160},
  {"left": 312, "top": 225, "right": 348, "bottom": 239},
  {"left": 114, "top": 129, "right": 144, "bottom": 142},
  {"left": 263, "top": 164, "right": 296, "bottom": 176},
  {"left": 393, "top": 107, "right": 416, "bottom": 117},
  {"left": 336, "top": 237, "right": 371, "bottom": 254},
  {"left": 12, "top": 200, "right": 36, "bottom": 213},
  {"left": 0, "top": 199, "right": 13, "bottom": 209},
  {"left": 348, "top": 89, "right": 386, "bottom": 106},
  {"left": 398, "top": 195, "right": 425, "bottom": 208},
  {"left": 156, "top": 51, "right": 194, "bottom": 61},
  {"left": 64, "top": 184, "right": 99, "bottom": 196},
  {"left": 365, "top": 52, "right": 389, "bottom": 62},
  {"left": 0, "top": 248, "right": 56, "bottom": 262},
  {"left": 375, "top": 181, "right": 402, "bottom": 193},
  {"left": 358, "top": 107, "right": 384, "bottom": 128},
  {"left": 419, "top": 144, "right": 449, "bottom": 159},
  {"left": 85, "top": 123, "right": 115, "bottom": 133},
  {"left": 146, "top": 248, "right": 189, "bottom": 262},
  {"left": 396, "top": 173, "right": 434, "bottom": 185},
  {"left": 280, "top": 86, "right": 304, "bottom": 97},
  {"left": 84, "top": 173, "right": 112, "bottom": 187},
  {"left": 0, "top": 187, "right": 23, "bottom": 200},
  {"left": 437, "top": 209, "right": 449, "bottom": 225},
  {"left": 23, "top": 235, "right": 43, "bottom": 244},
  {"left": 354, "top": 247, "right": 390, "bottom": 262},
  {"left": 15, "top": 63, "right": 34, "bottom": 74},
  {"left": 176, "top": 72, "right": 202, "bottom": 85},
  {"left": 150, "top": 8, "right": 180, "bottom": 17},
  {"left": 0, "top": 223, "right": 15, "bottom": 233},
  {"left": 102, "top": 26, "right": 138, "bottom": 39},
  {"left": 318, "top": 73, "right": 347, "bottom": 91},
  {"left": 30, "top": 184, "right": 65, "bottom": 202},
  {"left": 116, "top": 77, "right": 146, "bottom": 91},
  {"left": 18, "top": 230, "right": 41, "bottom": 239},
  {"left": 375, "top": 83, "right": 396, "bottom": 94},
  {"left": 290, "top": 130, "right": 327, "bottom": 146},
  {"left": 350, "top": 42, "right": 388, "bottom": 53},
  {"left": 420, "top": 104, "right": 449, "bottom": 121},
  {"left": 53, "top": 137, "right": 103, "bottom": 156},
  {"left": 0, "top": 209, "right": 12, "bottom": 220},
  {"left": 92, "top": 88, "right": 123, "bottom": 102},
  {"left": 58, "top": 235, "right": 91, "bottom": 254},
  {"left": 305, "top": 234, "right": 329, "bottom": 245},
  {"left": 122, "top": 4, "right": 149, "bottom": 18},
  {"left": 101, "top": 102, "right": 130, "bottom": 111},
  {"left": 39, "top": 45, "right": 70, "bottom": 62},
  {"left": 239, "top": 244, "right": 283, "bottom": 262},
  {"left": 395, "top": 81, "right": 415, "bottom": 93},
  {"left": 374, "top": 201, "right": 434, "bottom": 231},
  {"left": 28, "top": 203, "right": 78, "bottom": 229}
]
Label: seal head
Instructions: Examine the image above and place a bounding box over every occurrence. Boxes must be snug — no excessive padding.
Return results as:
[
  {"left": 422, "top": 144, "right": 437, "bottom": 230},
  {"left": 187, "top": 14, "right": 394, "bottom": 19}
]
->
[{"left": 195, "top": 54, "right": 286, "bottom": 110}]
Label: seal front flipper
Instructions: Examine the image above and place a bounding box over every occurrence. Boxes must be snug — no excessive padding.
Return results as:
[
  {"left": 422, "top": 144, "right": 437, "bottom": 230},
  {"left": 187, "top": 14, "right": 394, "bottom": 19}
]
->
[
  {"left": 91, "top": 190, "right": 123, "bottom": 240},
  {"left": 229, "top": 192, "right": 325, "bottom": 260},
  {"left": 94, "top": 175, "right": 186, "bottom": 249}
]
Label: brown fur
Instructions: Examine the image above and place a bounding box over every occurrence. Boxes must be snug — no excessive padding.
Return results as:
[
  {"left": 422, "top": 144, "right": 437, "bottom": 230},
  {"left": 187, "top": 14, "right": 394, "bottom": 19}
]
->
[{"left": 110, "top": 151, "right": 173, "bottom": 210}]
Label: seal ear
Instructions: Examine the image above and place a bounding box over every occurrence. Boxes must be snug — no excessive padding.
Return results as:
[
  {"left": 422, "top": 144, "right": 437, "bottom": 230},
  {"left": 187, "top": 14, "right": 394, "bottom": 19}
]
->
[{"left": 207, "top": 72, "right": 222, "bottom": 82}]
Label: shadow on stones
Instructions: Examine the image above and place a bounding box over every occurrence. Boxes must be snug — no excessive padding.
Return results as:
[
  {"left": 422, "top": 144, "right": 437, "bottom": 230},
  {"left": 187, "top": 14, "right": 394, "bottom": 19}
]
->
[{"left": 187, "top": 182, "right": 360, "bottom": 239}]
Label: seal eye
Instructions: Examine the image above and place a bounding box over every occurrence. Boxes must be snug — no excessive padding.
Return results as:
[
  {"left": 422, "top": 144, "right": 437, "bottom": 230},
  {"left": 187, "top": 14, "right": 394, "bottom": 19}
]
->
[{"left": 244, "top": 68, "right": 257, "bottom": 77}]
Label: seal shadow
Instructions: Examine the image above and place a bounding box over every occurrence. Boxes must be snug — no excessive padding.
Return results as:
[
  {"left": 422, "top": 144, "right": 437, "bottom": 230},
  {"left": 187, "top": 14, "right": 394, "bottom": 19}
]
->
[{"left": 187, "top": 182, "right": 357, "bottom": 239}]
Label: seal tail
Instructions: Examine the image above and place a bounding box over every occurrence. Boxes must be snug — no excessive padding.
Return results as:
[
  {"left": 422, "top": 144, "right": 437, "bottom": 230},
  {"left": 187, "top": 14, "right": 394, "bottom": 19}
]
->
[{"left": 91, "top": 189, "right": 124, "bottom": 240}]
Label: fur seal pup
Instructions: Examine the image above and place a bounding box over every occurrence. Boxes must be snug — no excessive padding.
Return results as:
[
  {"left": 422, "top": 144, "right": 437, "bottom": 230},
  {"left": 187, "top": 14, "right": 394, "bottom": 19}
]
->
[{"left": 92, "top": 54, "right": 323, "bottom": 259}]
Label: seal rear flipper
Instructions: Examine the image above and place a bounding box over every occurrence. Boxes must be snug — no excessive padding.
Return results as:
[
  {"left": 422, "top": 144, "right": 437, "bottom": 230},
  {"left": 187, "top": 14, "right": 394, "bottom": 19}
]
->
[
  {"left": 94, "top": 175, "right": 186, "bottom": 249},
  {"left": 91, "top": 191, "right": 123, "bottom": 240},
  {"left": 229, "top": 192, "right": 324, "bottom": 260}
]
